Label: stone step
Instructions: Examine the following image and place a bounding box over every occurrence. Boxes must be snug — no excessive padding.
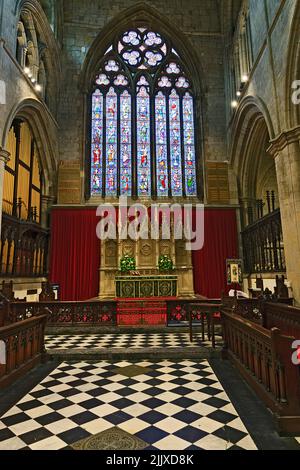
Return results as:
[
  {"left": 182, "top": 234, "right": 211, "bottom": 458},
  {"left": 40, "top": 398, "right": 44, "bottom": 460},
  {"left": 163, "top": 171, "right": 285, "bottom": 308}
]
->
[
  {"left": 45, "top": 325, "right": 213, "bottom": 335},
  {"left": 46, "top": 346, "right": 222, "bottom": 361}
]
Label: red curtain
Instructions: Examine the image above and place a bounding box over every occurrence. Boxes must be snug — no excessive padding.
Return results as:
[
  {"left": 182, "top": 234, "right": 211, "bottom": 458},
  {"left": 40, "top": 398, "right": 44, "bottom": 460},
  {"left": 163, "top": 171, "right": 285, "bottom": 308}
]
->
[
  {"left": 49, "top": 209, "right": 100, "bottom": 301},
  {"left": 49, "top": 207, "right": 238, "bottom": 301},
  {"left": 192, "top": 209, "right": 238, "bottom": 299}
]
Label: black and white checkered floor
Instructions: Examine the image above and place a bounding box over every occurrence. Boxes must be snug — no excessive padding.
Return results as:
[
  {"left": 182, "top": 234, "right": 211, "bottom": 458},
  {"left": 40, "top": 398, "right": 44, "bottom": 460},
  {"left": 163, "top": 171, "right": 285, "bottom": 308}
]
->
[
  {"left": 0, "top": 360, "right": 256, "bottom": 450},
  {"left": 45, "top": 333, "right": 221, "bottom": 350}
]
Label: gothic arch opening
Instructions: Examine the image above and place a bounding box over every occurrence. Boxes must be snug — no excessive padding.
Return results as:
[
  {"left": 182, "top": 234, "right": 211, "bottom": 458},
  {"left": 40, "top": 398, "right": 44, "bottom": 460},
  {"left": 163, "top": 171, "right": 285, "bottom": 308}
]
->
[
  {"left": 80, "top": 4, "right": 205, "bottom": 202},
  {"left": 2, "top": 100, "right": 57, "bottom": 199},
  {"left": 0, "top": 95, "right": 59, "bottom": 281},
  {"left": 230, "top": 98, "right": 285, "bottom": 285}
]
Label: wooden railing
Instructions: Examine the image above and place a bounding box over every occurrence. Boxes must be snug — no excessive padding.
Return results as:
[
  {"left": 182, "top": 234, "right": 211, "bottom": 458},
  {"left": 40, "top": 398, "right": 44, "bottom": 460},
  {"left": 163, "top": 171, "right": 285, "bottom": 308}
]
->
[
  {"left": 242, "top": 209, "right": 285, "bottom": 274},
  {"left": 167, "top": 299, "right": 221, "bottom": 324},
  {"left": 222, "top": 309, "right": 300, "bottom": 434},
  {"left": 222, "top": 296, "right": 263, "bottom": 323},
  {"left": 5, "top": 298, "right": 221, "bottom": 328},
  {"left": 8, "top": 300, "right": 117, "bottom": 326},
  {"left": 0, "top": 213, "right": 49, "bottom": 277},
  {"left": 262, "top": 302, "right": 300, "bottom": 338},
  {"left": 0, "top": 314, "right": 48, "bottom": 389},
  {"left": 222, "top": 295, "right": 294, "bottom": 325}
]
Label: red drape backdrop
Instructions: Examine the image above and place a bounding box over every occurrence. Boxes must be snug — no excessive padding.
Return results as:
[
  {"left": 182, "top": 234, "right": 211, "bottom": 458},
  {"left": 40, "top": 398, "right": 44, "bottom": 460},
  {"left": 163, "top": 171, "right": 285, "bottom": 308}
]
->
[
  {"left": 49, "top": 207, "right": 238, "bottom": 301},
  {"left": 49, "top": 209, "right": 100, "bottom": 301},
  {"left": 192, "top": 208, "right": 238, "bottom": 299}
]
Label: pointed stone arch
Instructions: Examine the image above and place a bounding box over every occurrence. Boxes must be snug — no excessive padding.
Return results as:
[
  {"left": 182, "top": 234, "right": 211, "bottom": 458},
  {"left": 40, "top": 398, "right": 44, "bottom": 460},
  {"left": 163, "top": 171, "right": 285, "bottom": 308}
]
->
[
  {"left": 2, "top": 98, "right": 58, "bottom": 197},
  {"left": 230, "top": 96, "right": 275, "bottom": 173},
  {"left": 79, "top": 2, "right": 205, "bottom": 201},
  {"left": 229, "top": 95, "right": 278, "bottom": 224},
  {"left": 79, "top": 2, "right": 205, "bottom": 98}
]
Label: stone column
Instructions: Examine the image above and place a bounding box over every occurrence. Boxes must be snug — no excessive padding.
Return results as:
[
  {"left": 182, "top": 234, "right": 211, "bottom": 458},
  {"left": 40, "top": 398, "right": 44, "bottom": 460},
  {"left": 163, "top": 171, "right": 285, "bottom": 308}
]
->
[
  {"left": 40, "top": 195, "right": 55, "bottom": 228},
  {"left": 240, "top": 197, "right": 257, "bottom": 227},
  {"left": 0, "top": 148, "right": 10, "bottom": 237},
  {"left": 268, "top": 127, "right": 300, "bottom": 304}
]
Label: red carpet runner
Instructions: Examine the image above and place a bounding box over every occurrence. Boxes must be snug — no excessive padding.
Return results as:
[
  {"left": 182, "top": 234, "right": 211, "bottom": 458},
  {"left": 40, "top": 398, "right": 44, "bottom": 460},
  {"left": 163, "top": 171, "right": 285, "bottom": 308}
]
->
[{"left": 116, "top": 297, "right": 175, "bottom": 325}]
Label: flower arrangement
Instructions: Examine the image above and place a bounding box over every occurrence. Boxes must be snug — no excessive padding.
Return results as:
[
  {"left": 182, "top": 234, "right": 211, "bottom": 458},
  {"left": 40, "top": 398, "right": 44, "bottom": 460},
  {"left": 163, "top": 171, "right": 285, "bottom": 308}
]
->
[
  {"left": 120, "top": 255, "right": 136, "bottom": 273},
  {"left": 158, "top": 255, "right": 174, "bottom": 272}
]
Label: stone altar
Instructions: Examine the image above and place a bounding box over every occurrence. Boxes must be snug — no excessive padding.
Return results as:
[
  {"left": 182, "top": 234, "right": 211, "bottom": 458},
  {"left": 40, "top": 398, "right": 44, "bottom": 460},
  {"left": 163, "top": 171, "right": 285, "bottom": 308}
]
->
[
  {"left": 98, "top": 237, "right": 195, "bottom": 299},
  {"left": 115, "top": 274, "right": 178, "bottom": 298}
]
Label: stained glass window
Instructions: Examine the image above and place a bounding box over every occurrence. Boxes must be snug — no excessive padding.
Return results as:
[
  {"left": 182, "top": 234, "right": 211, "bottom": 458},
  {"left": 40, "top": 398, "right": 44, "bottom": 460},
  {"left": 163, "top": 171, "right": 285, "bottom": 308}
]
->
[
  {"left": 183, "top": 92, "right": 197, "bottom": 196},
  {"left": 120, "top": 90, "right": 132, "bottom": 195},
  {"left": 155, "top": 92, "right": 168, "bottom": 196},
  {"left": 169, "top": 89, "right": 183, "bottom": 197},
  {"left": 137, "top": 78, "right": 151, "bottom": 196},
  {"left": 89, "top": 27, "right": 198, "bottom": 198},
  {"left": 105, "top": 87, "right": 118, "bottom": 196},
  {"left": 91, "top": 90, "right": 103, "bottom": 195}
]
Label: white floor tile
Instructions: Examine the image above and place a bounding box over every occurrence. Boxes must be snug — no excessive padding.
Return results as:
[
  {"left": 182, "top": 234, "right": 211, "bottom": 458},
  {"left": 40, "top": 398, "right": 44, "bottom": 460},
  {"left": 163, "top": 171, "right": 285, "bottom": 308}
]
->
[
  {"left": 120, "top": 403, "right": 149, "bottom": 417},
  {"left": 118, "top": 417, "right": 149, "bottom": 434},
  {"left": 9, "top": 419, "right": 41, "bottom": 436},
  {"left": 45, "top": 418, "right": 76, "bottom": 434},
  {"left": 89, "top": 404, "right": 118, "bottom": 417},
  {"left": 81, "top": 418, "right": 113, "bottom": 434},
  {"left": 29, "top": 436, "right": 66, "bottom": 450},
  {"left": 237, "top": 435, "right": 257, "bottom": 450},
  {"left": 25, "top": 405, "right": 55, "bottom": 419},
  {"left": 195, "top": 433, "right": 230, "bottom": 450},
  {"left": 154, "top": 416, "right": 186, "bottom": 433},
  {"left": 155, "top": 403, "right": 182, "bottom": 416},
  {"left": 58, "top": 404, "right": 86, "bottom": 418},
  {"left": 193, "top": 416, "right": 225, "bottom": 433},
  {"left": 0, "top": 436, "right": 27, "bottom": 450},
  {"left": 155, "top": 435, "right": 190, "bottom": 450}
]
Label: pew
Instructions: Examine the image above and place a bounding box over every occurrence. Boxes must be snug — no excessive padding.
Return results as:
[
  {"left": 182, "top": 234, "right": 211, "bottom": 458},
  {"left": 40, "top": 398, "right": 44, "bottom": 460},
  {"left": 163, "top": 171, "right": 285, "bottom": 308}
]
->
[
  {"left": 0, "top": 313, "right": 48, "bottom": 389},
  {"left": 221, "top": 302, "right": 300, "bottom": 435}
]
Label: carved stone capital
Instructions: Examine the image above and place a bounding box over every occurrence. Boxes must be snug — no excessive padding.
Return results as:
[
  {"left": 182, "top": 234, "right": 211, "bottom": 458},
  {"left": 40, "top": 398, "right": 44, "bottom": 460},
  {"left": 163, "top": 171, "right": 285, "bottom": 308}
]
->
[
  {"left": 0, "top": 147, "right": 10, "bottom": 164},
  {"left": 41, "top": 194, "right": 55, "bottom": 205},
  {"left": 267, "top": 126, "right": 300, "bottom": 158},
  {"left": 239, "top": 197, "right": 256, "bottom": 206}
]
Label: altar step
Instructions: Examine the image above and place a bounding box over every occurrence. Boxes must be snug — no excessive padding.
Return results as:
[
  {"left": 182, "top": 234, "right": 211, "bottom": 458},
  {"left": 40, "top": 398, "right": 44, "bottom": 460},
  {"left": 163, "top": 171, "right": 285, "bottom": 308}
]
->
[
  {"left": 45, "top": 331, "right": 223, "bottom": 361},
  {"left": 45, "top": 325, "right": 218, "bottom": 334},
  {"left": 46, "top": 348, "right": 221, "bottom": 361}
]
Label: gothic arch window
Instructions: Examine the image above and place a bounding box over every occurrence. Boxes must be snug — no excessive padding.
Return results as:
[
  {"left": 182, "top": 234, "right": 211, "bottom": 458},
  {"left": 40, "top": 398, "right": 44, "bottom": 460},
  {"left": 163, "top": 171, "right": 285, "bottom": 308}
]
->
[{"left": 90, "top": 27, "right": 198, "bottom": 198}]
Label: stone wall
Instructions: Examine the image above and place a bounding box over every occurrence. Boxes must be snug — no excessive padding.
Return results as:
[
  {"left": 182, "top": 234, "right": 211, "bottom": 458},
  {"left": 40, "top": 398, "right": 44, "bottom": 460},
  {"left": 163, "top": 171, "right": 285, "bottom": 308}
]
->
[
  {"left": 227, "top": 0, "right": 300, "bottom": 302},
  {"left": 228, "top": 0, "right": 297, "bottom": 136},
  {"left": 1, "top": 0, "right": 300, "bottom": 300},
  {"left": 0, "top": 0, "right": 59, "bottom": 192}
]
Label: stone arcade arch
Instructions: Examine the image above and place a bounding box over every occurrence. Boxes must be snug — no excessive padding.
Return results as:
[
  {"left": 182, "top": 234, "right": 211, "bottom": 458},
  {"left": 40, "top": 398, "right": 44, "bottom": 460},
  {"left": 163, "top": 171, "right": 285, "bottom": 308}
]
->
[
  {"left": 229, "top": 96, "right": 286, "bottom": 292},
  {"left": 2, "top": 99, "right": 58, "bottom": 201},
  {"left": 230, "top": 96, "right": 276, "bottom": 225},
  {"left": 0, "top": 100, "right": 57, "bottom": 284}
]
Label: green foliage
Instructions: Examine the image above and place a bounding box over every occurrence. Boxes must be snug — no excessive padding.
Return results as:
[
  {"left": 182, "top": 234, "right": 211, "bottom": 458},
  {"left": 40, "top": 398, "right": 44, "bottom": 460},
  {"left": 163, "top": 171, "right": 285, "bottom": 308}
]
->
[
  {"left": 158, "top": 255, "right": 174, "bottom": 272},
  {"left": 120, "top": 255, "right": 136, "bottom": 273}
]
